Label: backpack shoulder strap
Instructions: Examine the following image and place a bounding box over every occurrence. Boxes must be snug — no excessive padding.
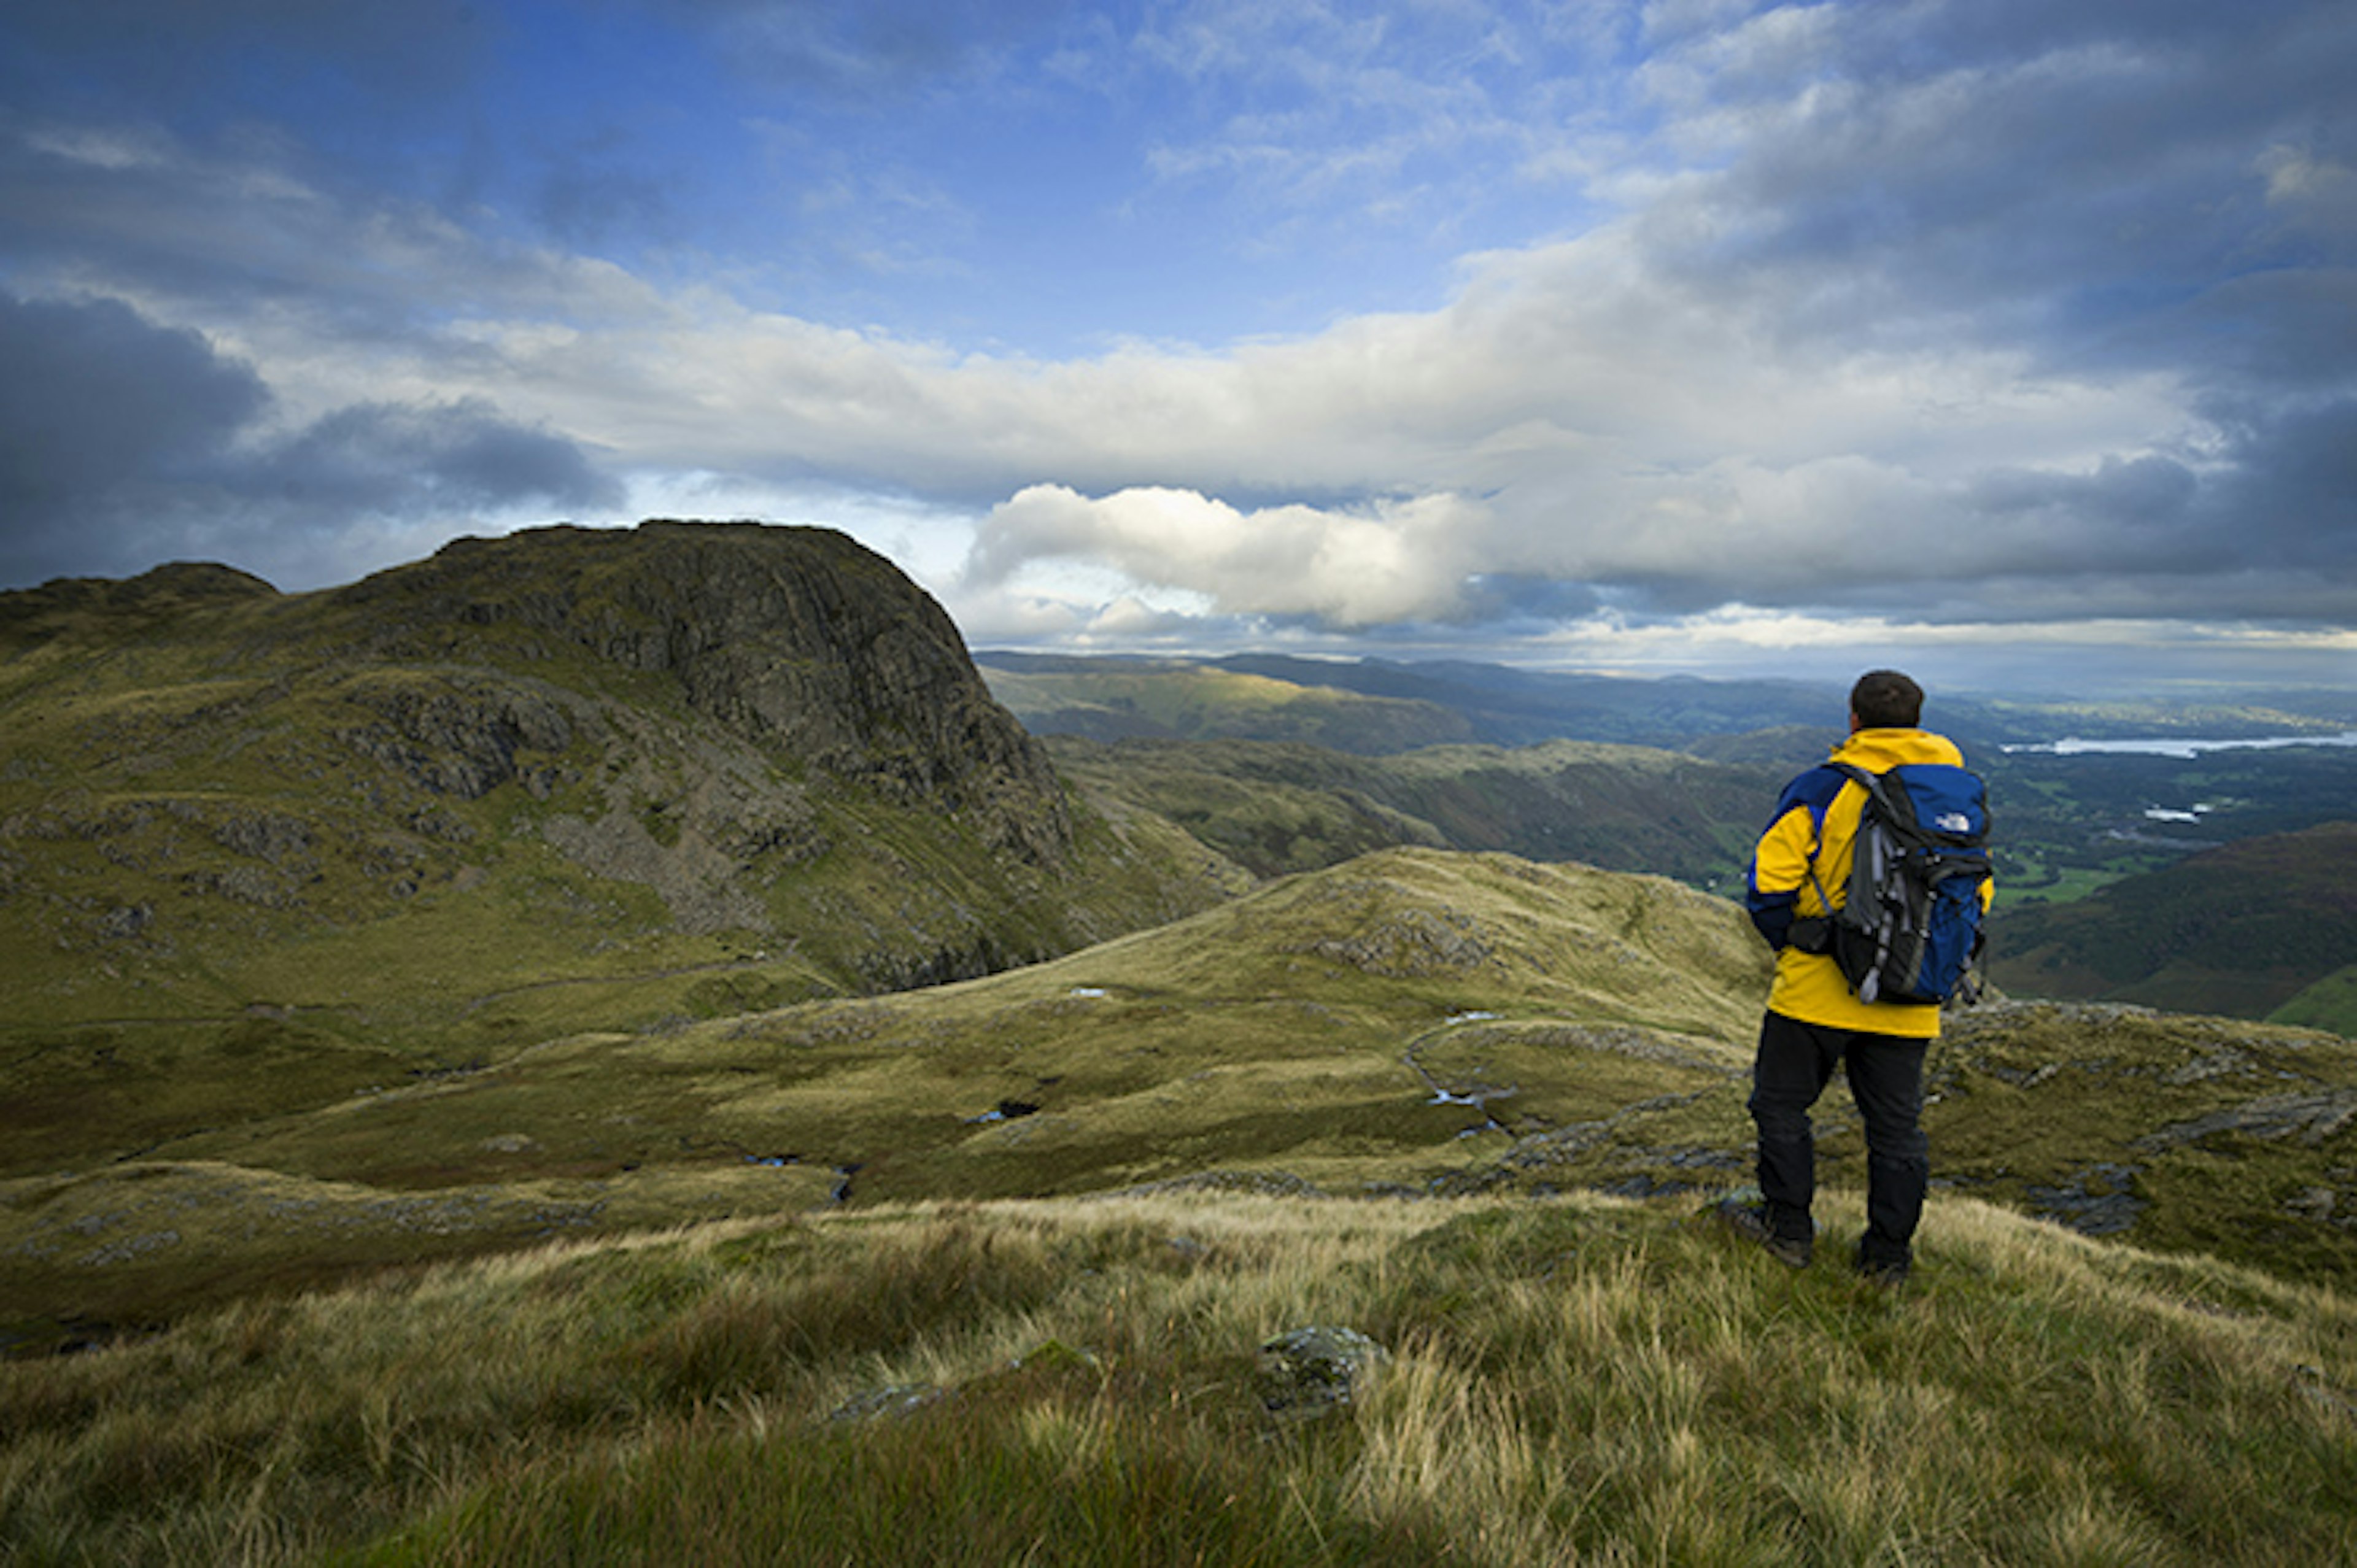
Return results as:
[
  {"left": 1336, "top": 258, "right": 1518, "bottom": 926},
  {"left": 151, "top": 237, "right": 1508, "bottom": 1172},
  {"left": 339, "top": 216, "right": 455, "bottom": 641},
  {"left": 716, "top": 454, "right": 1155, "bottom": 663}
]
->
[
  {"left": 1818, "top": 760, "right": 1880, "bottom": 811},
  {"left": 1826, "top": 760, "right": 1931, "bottom": 840},
  {"left": 1803, "top": 762, "right": 1873, "bottom": 919}
]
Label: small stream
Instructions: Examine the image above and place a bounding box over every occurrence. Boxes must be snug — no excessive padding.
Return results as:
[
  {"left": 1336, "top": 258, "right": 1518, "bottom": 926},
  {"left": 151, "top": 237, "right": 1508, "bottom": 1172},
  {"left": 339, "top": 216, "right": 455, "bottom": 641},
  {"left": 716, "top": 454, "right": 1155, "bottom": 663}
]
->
[{"left": 1404, "top": 1013, "right": 1514, "bottom": 1138}]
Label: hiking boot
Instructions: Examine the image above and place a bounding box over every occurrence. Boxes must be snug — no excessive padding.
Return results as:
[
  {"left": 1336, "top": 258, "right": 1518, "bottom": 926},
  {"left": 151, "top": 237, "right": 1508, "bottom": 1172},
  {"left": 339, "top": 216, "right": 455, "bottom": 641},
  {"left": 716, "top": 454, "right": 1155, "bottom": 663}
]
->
[
  {"left": 1853, "top": 1246, "right": 1910, "bottom": 1291},
  {"left": 1713, "top": 1196, "right": 1813, "bottom": 1269}
]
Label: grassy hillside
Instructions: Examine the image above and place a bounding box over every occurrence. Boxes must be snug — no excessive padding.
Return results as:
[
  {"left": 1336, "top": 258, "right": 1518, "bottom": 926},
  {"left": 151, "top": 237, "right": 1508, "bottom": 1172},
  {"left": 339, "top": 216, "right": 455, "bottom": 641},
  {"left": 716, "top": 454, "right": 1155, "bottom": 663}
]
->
[
  {"left": 1045, "top": 735, "right": 1778, "bottom": 890},
  {"left": 4, "top": 1188, "right": 2353, "bottom": 1564},
  {"left": 0, "top": 849, "right": 1768, "bottom": 1340},
  {"left": 12, "top": 847, "right": 2357, "bottom": 1360},
  {"left": 975, "top": 653, "right": 1477, "bottom": 751},
  {"left": 2279, "top": 967, "right": 2357, "bottom": 1038},
  {"left": 9, "top": 828, "right": 2357, "bottom": 1561}
]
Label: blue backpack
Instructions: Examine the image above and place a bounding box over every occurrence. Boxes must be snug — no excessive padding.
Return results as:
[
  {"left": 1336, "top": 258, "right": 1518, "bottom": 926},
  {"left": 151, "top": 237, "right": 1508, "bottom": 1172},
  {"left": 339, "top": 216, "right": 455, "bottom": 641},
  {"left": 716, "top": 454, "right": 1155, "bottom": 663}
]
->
[{"left": 1811, "top": 762, "right": 1991, "bottom": 1005}]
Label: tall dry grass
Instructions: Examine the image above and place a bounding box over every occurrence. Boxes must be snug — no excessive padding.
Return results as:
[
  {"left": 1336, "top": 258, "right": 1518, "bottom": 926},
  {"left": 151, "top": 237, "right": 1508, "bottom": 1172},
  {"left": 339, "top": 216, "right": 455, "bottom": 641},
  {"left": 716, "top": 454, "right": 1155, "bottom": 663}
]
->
[{"left": 3, "top": 1188, "right": 2353, "bottom": 1565}]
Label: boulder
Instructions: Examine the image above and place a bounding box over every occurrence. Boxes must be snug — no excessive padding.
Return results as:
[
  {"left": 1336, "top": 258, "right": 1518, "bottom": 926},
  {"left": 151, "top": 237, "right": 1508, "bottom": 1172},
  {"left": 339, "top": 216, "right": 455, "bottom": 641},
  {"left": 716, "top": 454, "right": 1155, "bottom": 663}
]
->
[{"left": 1255, "top": 1325, "right": 1387, "bottom": 1426}]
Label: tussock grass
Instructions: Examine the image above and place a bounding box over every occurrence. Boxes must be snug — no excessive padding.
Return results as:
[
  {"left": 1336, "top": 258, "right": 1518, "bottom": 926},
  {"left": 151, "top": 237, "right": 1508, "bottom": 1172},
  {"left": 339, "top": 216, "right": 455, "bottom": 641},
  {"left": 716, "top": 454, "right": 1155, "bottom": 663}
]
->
[{"left": 5, "top": 1189, "right": 2353, "bottom": 1565}]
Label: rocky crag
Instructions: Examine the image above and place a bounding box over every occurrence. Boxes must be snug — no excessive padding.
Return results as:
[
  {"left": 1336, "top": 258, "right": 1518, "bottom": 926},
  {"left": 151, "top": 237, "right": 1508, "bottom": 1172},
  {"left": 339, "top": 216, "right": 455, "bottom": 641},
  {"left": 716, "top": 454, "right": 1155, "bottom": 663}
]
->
[
  {"left": 0, "top": 523, "right": 1225, "bottom": 1108},
  {"left": 319, "top": 523, "right": 1074, "bottom": 868}
]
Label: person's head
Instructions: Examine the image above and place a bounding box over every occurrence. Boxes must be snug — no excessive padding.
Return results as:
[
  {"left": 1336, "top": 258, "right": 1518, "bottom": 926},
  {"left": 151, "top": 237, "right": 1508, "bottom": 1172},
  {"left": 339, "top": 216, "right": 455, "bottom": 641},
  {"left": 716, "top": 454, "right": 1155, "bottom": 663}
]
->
[{"left": 1849, "top": 669, "right": 1924, "bottom": 731}]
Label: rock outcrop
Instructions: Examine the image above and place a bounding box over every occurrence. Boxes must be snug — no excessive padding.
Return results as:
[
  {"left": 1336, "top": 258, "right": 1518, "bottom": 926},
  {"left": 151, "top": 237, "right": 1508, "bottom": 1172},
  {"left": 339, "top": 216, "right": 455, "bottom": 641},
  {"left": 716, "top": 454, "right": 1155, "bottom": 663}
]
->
[{"left": 328, "top": 522, "right": 1070, "bottom": 866}]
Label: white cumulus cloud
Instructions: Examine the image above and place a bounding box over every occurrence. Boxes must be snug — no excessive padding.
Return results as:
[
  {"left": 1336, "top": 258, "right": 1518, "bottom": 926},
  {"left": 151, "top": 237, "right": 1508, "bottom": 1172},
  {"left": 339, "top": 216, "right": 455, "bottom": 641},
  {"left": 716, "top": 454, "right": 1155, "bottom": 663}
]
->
[{"left": 969, "top": 484, "right": 1496, "bottom": 627}]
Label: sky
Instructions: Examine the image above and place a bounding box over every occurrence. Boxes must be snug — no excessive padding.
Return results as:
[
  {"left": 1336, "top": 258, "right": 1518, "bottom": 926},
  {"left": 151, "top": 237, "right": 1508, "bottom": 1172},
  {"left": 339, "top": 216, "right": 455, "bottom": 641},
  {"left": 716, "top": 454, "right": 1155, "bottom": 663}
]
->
[{"left": 1, "top": 0, "right": 2353, "bottom": 698}]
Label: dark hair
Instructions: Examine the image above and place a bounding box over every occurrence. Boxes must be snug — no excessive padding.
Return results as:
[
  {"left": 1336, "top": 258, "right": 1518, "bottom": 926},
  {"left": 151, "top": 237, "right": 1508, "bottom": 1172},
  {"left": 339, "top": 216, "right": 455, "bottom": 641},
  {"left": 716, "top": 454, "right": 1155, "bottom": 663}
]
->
[{"left": 1850, "top": 669, "right": 1924, "bottom": 730}]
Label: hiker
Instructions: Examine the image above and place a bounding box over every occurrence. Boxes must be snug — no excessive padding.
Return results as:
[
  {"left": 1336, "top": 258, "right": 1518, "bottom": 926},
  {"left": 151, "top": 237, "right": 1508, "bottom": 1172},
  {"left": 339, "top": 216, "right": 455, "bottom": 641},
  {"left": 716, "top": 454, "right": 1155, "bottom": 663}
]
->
[{"left": 1722, "top": 670, "right": 1992, "bottom": 1288}]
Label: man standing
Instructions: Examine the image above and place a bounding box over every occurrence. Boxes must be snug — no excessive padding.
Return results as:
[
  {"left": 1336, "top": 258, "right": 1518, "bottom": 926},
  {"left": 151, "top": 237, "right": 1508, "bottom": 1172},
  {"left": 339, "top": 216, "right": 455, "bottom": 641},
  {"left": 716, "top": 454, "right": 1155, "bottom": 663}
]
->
[{"left": 1722, "top": 670, "right": 1989, "bottom": 1288}]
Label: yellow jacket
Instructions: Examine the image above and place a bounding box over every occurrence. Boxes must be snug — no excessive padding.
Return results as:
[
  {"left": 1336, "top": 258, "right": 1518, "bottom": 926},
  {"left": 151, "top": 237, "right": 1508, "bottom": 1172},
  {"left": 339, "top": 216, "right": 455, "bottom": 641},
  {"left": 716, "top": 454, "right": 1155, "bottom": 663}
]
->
[{"left": 1743, "top": 728, "right": 1992, "bottom": 1038}]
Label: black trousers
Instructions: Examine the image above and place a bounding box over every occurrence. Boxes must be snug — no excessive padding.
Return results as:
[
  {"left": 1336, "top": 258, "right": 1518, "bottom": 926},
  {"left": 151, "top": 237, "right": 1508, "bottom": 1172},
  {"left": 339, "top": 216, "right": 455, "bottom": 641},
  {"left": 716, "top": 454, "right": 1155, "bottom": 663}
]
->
[{"left": 1747, "top": 1010, "right": 1929, "bottom": 1269}]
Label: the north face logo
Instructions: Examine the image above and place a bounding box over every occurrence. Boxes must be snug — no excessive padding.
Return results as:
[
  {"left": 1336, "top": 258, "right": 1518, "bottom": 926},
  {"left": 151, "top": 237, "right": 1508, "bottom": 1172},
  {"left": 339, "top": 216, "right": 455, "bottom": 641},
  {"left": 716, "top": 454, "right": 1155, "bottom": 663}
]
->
[{"left": 1936, "top": 811, "right": 1973, "bottom": 833}]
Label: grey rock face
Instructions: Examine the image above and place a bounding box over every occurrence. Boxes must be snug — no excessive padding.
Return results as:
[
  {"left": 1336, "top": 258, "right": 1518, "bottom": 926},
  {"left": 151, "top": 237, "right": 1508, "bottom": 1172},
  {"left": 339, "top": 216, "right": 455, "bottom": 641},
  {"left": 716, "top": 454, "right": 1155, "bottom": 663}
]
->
[
  {"left": 332, "top": 522, "right": 1071, "bottom": 866},
  {"left": 340, "top": 679, "right": 576, "bottom": 802}
]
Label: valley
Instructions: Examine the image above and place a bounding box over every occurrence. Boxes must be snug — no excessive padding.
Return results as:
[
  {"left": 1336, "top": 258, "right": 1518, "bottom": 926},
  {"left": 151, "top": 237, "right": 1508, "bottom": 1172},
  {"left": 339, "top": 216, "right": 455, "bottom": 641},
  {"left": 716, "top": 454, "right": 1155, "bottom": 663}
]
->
[{"left": 988, "top": 652, "right": 2357, "bottom": 1033}]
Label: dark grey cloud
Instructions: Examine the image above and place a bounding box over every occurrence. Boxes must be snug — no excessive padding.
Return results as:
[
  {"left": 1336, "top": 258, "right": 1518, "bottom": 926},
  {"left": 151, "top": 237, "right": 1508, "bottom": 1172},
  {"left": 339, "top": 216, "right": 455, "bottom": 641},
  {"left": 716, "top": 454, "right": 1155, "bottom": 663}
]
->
[
  {"left": 1960, "top": 457, "right": 2207, "bottom": 576},
  {"left": 1582, "top": 0, "right": 2357, "bottom": 640},
  {"left": 1910, "top": 400, "right": 2357, "bottom": 624},
  {"left": 1643, "top": 1, "right": 2357, "bottom": 368},
  {"left": 0, "top": 291, "right": 620, "bottom": 590},
  {"left": 261, "top": 400, "right": 619, "bottom": 517},
  {"left": 0, "top": 292, "right": 268, "bottom": 516},
  {"left": 2202, "top": 395, "right": 2357, "bottom": 562}
]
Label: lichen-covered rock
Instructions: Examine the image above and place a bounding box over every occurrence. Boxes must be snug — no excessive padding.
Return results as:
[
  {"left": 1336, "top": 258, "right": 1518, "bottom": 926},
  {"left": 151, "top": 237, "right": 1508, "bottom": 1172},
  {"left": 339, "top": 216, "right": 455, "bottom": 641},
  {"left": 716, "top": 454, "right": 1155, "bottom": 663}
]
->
[
  {"left": 1312, "top": 905, "right": 1495, "bottom": 976},
  {"left": 1256, "top": 1325, "right": 1388, "bottom": 1426},
  {"left": 2135, "top": 1089, "right": 2357, "bottom": 1151},
  {"left": 339, "top": 676, "right": 579, "bottom": 801}
]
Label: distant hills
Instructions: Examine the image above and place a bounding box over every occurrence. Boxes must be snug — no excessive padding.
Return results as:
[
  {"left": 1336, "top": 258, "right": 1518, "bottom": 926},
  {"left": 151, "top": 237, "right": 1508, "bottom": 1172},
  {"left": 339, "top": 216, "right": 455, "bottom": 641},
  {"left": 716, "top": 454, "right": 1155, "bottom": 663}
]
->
[
  {"left": 1044, "top": 735, "right": 1776, "bottom": 888},
  {"left": 976, "top": 647, "right": 2357, "bottom": 754},
  {"left": 978, "top": 649, "right": 1857, "bottom": 752},
  {"left": 984, "top": 647, "right": 2357, "bottom": 1033}
]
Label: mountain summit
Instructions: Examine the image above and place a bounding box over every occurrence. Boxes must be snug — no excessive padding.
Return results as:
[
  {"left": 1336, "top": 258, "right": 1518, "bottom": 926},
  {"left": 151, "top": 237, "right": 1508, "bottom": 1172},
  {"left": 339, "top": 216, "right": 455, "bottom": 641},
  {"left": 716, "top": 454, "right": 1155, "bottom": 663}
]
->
[
  {"left": 0, "top": 522, "right": 1218, "bottom": 1103},
  {"left": 323, "top": 522, "right": 1074, "bottom": 865}
]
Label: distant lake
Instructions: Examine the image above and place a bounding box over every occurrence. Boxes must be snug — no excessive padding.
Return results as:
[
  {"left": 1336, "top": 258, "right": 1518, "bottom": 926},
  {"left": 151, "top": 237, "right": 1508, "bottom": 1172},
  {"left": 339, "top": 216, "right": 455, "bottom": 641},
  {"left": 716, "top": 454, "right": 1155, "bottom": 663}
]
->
[{"left": 2003, "top": 732, "right": 2357, "bottom": 759}]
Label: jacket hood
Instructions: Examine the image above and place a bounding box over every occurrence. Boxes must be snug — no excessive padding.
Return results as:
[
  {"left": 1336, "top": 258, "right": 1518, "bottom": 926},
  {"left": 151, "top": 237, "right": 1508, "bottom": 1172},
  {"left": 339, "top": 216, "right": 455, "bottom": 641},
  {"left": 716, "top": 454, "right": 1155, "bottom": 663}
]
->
[{"left": 1829, "top": 727, "right": 1964, "bottom": 771}]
